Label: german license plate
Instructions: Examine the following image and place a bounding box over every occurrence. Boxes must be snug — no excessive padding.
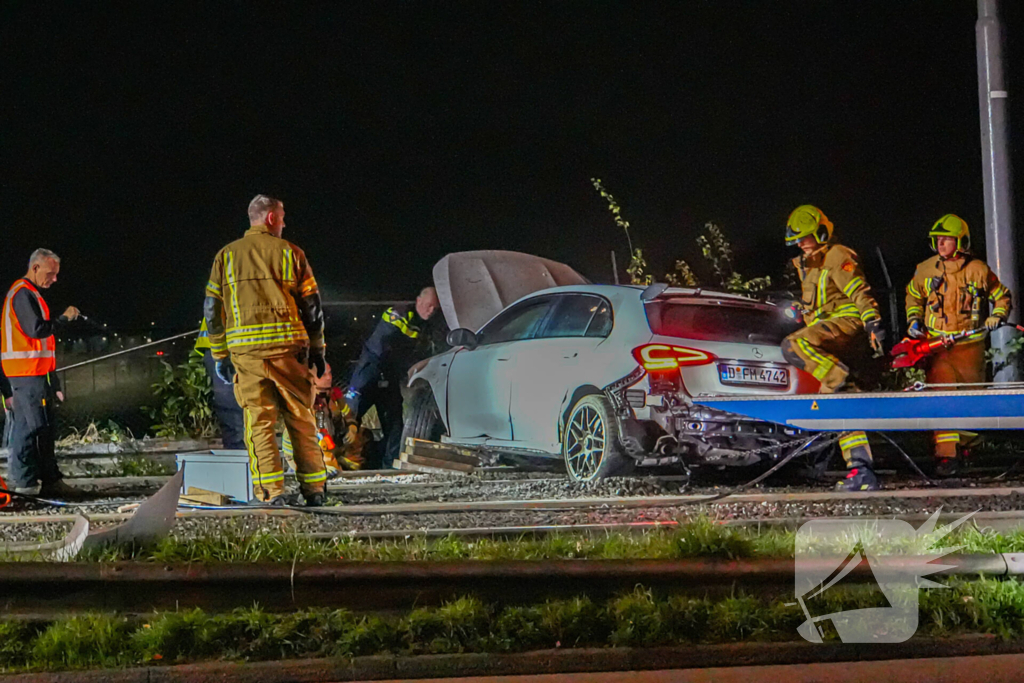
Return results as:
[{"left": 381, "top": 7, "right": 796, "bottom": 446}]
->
[{"left": 718, "top": 364, "right": 789, "bottom": 388}]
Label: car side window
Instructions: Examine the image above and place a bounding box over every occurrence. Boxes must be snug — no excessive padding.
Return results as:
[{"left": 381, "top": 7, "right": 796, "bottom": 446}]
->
[
  {"left": 477, "top": 296, "right": 557, "bottom": 345},
  {"left": 540, "top": 295, "right": 611, "bottom": 339},
  {"left": 585, "top": 299, "right": 613, "bottom": 337}
]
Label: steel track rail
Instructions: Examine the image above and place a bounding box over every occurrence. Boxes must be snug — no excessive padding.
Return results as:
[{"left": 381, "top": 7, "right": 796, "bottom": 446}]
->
[
  {"left": 2, "top": 485, "right": 1024, "bottom": 525},
  {"left": 0, "top": 555, "right": 1017, "bottom": 615}
]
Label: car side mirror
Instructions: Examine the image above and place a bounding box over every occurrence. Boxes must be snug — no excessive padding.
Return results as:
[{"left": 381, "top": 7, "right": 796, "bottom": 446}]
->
[{"left": 447, "top": 328, "right": 479, "bottom": 350}]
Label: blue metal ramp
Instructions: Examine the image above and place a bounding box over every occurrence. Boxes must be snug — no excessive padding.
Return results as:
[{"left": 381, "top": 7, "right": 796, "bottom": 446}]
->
[{"left": 694, "top": 388, "right": 1024, "bottom": 432}]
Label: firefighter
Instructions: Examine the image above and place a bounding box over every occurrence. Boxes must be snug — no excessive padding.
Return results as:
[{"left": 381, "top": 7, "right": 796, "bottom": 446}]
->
[
  {"left": 204, "top": 195, "right": 329, "bottom": 506},
  {"left": 780, "top": 205, "right": 886, "bottom": 491},
  {"left": 0, "top": 249, "right": 82, "bottom": 499},
  {"left": 905, "top": 214, "right": 1011, "bottom": 477},
  {"left": 344, "top": 287, "right": 440, "bottom": 469},
  {"left": 282, "top": 361, "right": 359, "bottom": 476},
  {"left": 193, "top": 318, "right": 245, "bottom": 450}
]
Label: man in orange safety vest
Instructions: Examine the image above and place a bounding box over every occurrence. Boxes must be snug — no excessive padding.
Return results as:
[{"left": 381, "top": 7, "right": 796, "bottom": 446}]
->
[{"left": 1, "top": 249, "right": 82, "bottom": 498}]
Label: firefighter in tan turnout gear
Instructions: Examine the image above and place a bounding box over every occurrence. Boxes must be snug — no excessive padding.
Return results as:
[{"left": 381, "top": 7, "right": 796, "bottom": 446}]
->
[
  {"left": 780, "top": 205, "right": 886, "bottom": 491},
  {"left": 204, "top": 195, "right": 329, "bottom": 506},
  {"left": 905, "top": 214, "right": 1012, "bottom": 477}
]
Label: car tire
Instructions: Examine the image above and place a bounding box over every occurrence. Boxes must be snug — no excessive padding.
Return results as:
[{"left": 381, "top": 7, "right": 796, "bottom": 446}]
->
[
  {"left": 561, "top": 394, "right": 634, "bottom": 482},
  {"left": 402, "top": 385, "right": 446, "bottom": 446}
]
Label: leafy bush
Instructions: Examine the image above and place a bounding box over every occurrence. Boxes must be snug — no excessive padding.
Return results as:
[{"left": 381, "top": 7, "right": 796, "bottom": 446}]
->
[
  {"left": 145, "top": 354, "right": 216, "bottom": 438},
  {"left": 987, "top": 334, "right": 1024, "bottom": 378},
  {"left": 591, "top": 178, "right": 652, "bottom": 285},
  {"left": 591, "top": 179, "right": 770, "bottom": 293}
]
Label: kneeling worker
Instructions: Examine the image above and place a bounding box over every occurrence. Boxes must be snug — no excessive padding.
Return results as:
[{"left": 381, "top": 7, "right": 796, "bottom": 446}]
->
[
  {"left": 780, "top": 206, "right": 885, "bottom": 491},
  {"left": 905, "top": 214, "right": 1011, "bottom": 477}
]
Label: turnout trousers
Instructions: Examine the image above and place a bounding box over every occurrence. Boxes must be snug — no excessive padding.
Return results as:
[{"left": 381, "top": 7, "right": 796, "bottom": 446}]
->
[
  {"left": 926, "top": 339, "right": 985, "bottom": 460},
  {"left": 232, "top": 352, "right": 327, "bottom": 501},
  {"left": 7, "top": 376, "right": 62, "bottom": 489},
  {"left": 781, "top": 317, "right": 874, "bottom": 468},
  {"left": 202, "top": 351, "right": 245, "bottom": 450}
]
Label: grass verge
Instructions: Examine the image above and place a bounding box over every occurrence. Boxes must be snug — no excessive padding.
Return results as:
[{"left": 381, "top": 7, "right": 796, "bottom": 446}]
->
[
  {"left": 65, "top": 517, "right": 1024, "bottom": 564},
  {"left": 2, "top": 579, "right": 1024, "bottom": 672}
]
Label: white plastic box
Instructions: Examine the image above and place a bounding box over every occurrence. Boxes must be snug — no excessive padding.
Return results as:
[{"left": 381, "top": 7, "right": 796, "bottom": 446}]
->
[{"left": 175, "top": 450, "right": 251, "bottom": 503}]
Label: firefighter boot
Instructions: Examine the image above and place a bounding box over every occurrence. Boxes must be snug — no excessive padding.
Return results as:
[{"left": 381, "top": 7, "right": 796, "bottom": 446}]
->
[
  {"left": 933, "top": 431, "right": 972, "bottom": 479},
  {"left": 837, "top": 432, "right": 879, "bottom": 492},
  {"left": 838, "top": 461, "right": 879, "bottom": 492},
  {"left": 304, "top": 491, "right": 327, "bottom": 508}
]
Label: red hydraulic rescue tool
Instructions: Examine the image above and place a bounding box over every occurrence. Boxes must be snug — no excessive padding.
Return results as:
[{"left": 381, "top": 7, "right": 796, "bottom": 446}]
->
[{"left": 890, "top": 323, "right": 1024, "bottom": 369}]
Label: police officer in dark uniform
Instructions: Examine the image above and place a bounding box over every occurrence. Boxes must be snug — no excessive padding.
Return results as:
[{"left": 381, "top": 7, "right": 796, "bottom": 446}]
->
[
  {"left": 344, "top": 287, "right": 440, "bottom": 468},
  {"left": 193, "top": 318, "right": 245, "bottom": 450}
]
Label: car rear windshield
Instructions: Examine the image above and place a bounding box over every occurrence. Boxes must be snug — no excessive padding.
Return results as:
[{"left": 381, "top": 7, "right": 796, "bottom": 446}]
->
[{"left": 645, "top": 300, "right": 801, "bottom": 345}]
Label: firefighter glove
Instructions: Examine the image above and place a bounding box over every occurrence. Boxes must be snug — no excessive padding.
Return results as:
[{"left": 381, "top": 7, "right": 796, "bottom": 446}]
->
[
  {"left": 985, "top": 315, "right": 1004, "bottom": 331},
  {"left": 907, "top": 319, "right": 926, "bottom": 339},
  {"left": 215, "top": 359, "right": 235, "bottom": 384},
  {"left": 309, "top": 348, "right": 326, "bottom": 379},
  {"left": 865, "top": 319, "right": 886, "bottom": 354},
  {"left": 344, "top": 423, "right": 359, "bottom": 445}
]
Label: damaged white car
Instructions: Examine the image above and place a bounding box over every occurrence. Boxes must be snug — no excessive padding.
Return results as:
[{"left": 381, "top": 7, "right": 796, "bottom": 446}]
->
[{"left": 404, "top": 251, "right": 818, "bottom": 481}]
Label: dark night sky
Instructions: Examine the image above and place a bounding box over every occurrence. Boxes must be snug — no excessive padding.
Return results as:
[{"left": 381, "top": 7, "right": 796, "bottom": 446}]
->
[{"left": 1, "top": 1, "right": 1021, "bottom": 331}]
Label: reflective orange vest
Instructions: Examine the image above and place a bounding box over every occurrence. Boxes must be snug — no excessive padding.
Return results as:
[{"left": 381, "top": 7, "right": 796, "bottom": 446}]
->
[{"left": 1, "top": 279, "right": 57, "bottom": 377}]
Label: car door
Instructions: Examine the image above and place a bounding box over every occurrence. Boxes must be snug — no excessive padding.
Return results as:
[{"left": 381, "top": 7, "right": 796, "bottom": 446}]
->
[
  {"left": 445, "top": 295, "right": 559, "bottom": 441},
  {"left": 509, "top": 294, "right": 614, "bottom": 452}
]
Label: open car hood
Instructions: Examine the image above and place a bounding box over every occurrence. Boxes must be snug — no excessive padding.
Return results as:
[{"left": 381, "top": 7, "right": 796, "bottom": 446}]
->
[{"left": 433, "top": 250, "right": 588, "bottom": 332}]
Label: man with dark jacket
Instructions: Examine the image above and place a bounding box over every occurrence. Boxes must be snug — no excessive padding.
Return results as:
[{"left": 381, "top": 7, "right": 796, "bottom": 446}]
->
[
  {"left": 193, "top": 318, "right": 244, "bottom": 450},
  {"left": 344, "top": 288, "right": 440, "bottom": 468},
  {"left": 0, "top": 249, "right": 81, "bottom": 498}
]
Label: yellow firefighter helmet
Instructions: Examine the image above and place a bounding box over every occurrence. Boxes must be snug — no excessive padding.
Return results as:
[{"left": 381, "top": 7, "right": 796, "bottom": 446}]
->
[
  {"left": 785, "top": 205, "right": 834, "bottom": 246},
  {"left": 929, "top": 214, "right": 970, "bottom": 253}
]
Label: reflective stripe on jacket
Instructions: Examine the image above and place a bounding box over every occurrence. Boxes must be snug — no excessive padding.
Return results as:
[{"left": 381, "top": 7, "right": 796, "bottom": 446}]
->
[
  {"left": 1, "top": 280, "right": 57, "bottom": 377},
  {"left": 205, "top": 226, "right": 324, "bottom": 359},
  {"left": 792, "top": 243, "right": 881, "bottom": 327},
  {"left": 905, "top": 255, "right": 1012, "bottom": 333}
]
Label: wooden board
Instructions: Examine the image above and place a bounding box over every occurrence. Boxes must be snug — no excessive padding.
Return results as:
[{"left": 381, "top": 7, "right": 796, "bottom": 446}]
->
[
  {"left": 394, "top": 458, "right": 470, "bottom": 476},
  {"left": 399, "top": 452, "right": 476, "bottom": 474},
  {"left": 404, "top": 438, "right": 480, "bottom": 466},
  {"left": 181, "top": 486, "right": 232, "bottom": 506}
]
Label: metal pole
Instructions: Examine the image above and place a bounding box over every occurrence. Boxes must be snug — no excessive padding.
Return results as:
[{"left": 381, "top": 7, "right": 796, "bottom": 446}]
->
[
  {"left": 610, "top": 250, "right": 620, "bottom": 285},
  {"left": 875, "top": 247, "right": 900, "bottom": 339},
  {"left": 59, "top": 330, "right": 199, "bottom": 372},
  {"left": 977, "top": 0, "right": 1018, "bottom": 382}
]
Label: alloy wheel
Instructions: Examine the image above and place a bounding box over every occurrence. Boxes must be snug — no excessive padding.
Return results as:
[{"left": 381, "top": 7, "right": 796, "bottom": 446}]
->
[{"left": 565, "top": 403, "right": 606, "bottom": 480}]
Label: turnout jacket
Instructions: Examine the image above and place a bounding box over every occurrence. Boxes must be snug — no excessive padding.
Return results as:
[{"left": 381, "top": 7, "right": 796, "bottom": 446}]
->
[
  {"left": 792, "top": 242, "right": 881, "bottom": 328},
  {"left": 347, "top": 304, "right": 427, "bottom": 394},
  {"left": 905, "top": 255, "right": 1012, "bottom": 334},
  {"left": 204, "top": 226, "right": 324, "bottom": 360}
]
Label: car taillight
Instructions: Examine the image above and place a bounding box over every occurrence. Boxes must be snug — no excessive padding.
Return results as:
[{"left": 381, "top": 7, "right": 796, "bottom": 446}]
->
[{"left": 631, "top": 344, "right": 716, "bottom": 371}]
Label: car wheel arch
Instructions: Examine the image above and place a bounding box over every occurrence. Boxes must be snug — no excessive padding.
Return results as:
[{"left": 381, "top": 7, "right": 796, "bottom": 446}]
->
[{"left": 558, "top": 384, "right": 605, "bottom": 442}]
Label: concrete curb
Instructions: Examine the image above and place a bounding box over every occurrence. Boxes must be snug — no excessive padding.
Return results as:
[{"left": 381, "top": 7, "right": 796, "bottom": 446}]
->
[{"left": 4, "top": 636, "right": 1024, "bottom": 682}]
